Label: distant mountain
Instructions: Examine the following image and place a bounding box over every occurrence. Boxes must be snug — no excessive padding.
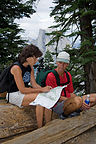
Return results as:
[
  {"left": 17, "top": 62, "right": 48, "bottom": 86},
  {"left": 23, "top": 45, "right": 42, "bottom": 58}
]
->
[{"left": 28, "top": 29, "right": 71, "bottom": 55}]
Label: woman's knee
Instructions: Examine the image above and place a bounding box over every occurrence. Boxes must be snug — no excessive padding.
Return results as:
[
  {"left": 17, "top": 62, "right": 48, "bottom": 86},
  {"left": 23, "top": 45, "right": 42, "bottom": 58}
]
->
[{"left": 22, "top": 93, "right": 39, "bottom": 106}]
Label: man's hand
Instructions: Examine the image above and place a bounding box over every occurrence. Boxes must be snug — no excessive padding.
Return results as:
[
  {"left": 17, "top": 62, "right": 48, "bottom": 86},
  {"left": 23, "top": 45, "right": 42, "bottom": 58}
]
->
[{"left": 81, "top": 96, "right": 90, "bottom": 111}]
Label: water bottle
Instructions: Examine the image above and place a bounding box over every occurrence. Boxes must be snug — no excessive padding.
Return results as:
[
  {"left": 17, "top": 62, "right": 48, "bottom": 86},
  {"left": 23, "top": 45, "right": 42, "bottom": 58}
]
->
[{"left": 85, "top": 94, "right": 90, "bottom": 104}]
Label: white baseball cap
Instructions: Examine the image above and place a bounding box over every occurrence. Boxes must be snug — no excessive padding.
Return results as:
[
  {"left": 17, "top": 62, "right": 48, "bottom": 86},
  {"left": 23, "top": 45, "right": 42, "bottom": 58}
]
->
[{"left": 56, "top": 51, "right": 70, "bottom": 63}]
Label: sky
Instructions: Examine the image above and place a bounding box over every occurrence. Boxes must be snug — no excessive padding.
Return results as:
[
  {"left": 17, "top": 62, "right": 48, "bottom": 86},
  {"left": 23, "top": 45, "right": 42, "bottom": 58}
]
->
[{"left": 16, "top": 0, "right": 55, "bottom": 40}]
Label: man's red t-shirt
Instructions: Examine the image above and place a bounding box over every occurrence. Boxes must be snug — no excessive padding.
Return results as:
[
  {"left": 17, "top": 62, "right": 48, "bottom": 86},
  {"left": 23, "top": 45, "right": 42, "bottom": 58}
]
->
[{"left": 46, "top": 70, "right": 74, "bottom": 98}]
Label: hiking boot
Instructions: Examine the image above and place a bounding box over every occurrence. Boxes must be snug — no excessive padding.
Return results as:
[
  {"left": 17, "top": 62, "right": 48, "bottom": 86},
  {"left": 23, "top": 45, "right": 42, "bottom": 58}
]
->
[{"left": 59, "top": 111, "right": 80, "bottom": 120}]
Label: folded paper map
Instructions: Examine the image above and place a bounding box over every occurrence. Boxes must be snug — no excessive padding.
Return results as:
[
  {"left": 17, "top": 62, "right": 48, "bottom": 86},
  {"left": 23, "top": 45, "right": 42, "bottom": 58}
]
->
[{"left": 30, "top": 85, "right": 67, "bottom": 109}]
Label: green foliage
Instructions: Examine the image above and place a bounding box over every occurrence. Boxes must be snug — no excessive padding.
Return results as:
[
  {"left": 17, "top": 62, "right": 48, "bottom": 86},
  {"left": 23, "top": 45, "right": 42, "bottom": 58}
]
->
[
  {"left": 61, "top": 47, "right": 84, "bottom": 94},
  {"left": 43, "top": 50, "right": 55, "bottom": 69},
  {"left": 50, "top": 0, "right": 96, "bottom": 47},
  {"left": 47, "top": 0, "right": 96, "bottom": 93},
  {"left": 0, "top": 0, "right": 36, "bottom": 70}
]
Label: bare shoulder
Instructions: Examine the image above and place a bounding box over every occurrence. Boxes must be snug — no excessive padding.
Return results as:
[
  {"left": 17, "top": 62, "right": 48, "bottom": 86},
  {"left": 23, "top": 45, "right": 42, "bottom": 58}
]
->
[{"left": 11, "top": 65, "right": 22, "bottom": 74}]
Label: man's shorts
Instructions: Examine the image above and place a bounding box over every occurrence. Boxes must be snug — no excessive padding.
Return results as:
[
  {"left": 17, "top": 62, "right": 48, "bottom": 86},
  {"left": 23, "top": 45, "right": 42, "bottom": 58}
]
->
[
  {"left": 52, "top": 101, "right": 64, "bottom": 115},
  {"left": 52, "top": 100, "right": 81, "bottom": 119}
]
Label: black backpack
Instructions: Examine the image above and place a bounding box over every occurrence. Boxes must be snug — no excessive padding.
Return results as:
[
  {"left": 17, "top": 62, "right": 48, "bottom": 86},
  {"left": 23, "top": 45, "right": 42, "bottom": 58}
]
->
[
  {"left": 36, "top": 69, "right": 70, "bottom": 96},
  {"left": 0, "top": 65, "right": 13, "bottom": 94},
  {"left": 0, "top": 62, "right": 23, "bottom": 94},
  {"left": 0, "top": 65, "right": 14, "bottom": 101}
]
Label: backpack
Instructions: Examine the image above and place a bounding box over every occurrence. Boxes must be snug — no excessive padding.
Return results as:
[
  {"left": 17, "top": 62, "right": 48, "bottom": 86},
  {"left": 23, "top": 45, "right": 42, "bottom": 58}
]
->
[
  {"left": 0, "top": 65, "right": 12, "bottom": 94},
  {"left": 0, "top": 64, "right": 14, "bottom": 100},
  {"left": 0, "top": 62, "right": 18, "bottom": 101},
  {"left": 0, "top": 62, "right": 23, "bottom": 95},
  {"left": 36, "top": 69, "right": 70, "bottom": 96}
]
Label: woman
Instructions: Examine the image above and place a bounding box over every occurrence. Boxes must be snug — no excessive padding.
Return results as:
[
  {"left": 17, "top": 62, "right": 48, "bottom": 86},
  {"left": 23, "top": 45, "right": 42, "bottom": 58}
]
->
[{"left": 6, "top": 44, "right": 52, "bottom": 128}]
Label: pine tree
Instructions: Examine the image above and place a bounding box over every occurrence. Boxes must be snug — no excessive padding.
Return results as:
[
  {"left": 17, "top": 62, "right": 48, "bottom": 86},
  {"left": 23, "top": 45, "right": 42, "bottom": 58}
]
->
[
  {"left": 44, "top": 50, "right": 54, "bottom": 69},
  {"left": 48, "top": 0, "right": 96, "bottom": 93},
  {"left": 0, "top": 0, "right": 37, "bottom": 69}
]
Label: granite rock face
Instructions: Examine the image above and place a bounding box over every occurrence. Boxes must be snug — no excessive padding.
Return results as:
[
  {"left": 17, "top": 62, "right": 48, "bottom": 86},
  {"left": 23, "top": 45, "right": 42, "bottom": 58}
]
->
[{"left": 30, "top": 29, "right": 71, "bottom": 55}]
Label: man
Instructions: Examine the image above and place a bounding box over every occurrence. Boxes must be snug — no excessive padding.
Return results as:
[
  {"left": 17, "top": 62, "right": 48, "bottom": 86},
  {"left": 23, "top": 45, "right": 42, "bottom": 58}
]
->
[{"left": 44, "top": 51, "right": 96, "bottom": 123}]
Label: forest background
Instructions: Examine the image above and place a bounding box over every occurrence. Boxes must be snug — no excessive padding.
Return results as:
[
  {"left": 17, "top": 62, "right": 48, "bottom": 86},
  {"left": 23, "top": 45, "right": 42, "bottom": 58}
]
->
[{"left": 0, "top": 0, "right": 96, "bottom": 95}]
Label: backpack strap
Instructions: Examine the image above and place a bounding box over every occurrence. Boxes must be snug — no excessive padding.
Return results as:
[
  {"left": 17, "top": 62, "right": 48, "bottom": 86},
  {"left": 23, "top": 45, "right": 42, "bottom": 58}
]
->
[
  {"left": 65, "top": 71, "right": 70, "bottom": 84},
  {"left": 51, "top": 70, "right": 70, "bottom": 97},
  {"left": 51, "top": 70, "right": 60, "bottom": 86},
  {"left": 62, "top": 71, "right": 70, "bottom": 97},
  {"left": 60, "top": 71, "right": 70, "bottom": 86},
  {"left": 51, "top": 70, "right": 70, "bottom": 86}
]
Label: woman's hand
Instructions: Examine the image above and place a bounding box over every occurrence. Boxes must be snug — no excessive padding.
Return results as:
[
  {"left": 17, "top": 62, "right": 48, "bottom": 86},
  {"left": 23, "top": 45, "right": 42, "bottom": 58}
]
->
[
  {"left": 26, "top": 57, "right": 37, "bottom": 69},
  {"left": 41, "top": 86, "right": 52, "bottom": 93}
]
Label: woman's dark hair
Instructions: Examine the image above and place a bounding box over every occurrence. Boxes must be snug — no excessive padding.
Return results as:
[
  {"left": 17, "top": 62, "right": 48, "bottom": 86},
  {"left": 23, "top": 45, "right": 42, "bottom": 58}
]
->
[{"left": 18, "top": 44, "right": 43, "bottom": 64}]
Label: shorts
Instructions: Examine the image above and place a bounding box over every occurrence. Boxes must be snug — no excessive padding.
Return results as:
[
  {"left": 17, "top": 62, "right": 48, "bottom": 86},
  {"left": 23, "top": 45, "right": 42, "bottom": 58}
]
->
[
  {"left": 6, "top": 91, "right": 25, "bottom": 108},
  {"left": 52, "top": 101, "right": 81, "bottom": 119},
  {"left": 52, "top": 101, "right": 64, "bottom": 115}
]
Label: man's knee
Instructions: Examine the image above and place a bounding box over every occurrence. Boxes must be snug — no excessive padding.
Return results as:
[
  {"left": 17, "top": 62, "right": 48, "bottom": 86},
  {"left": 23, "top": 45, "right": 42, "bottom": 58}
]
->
[
  {"left": 63, "top": 96, "right": 82, "bottom": 115},
  {"left": 73, "top": 96, "right": 82, "bottom": 108}
]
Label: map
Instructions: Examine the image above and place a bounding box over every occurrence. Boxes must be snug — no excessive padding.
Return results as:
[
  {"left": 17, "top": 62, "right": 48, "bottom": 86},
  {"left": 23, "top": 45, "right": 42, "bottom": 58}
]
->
[{"left": 30, "top": 85, "right": 66, "bottom": 109}]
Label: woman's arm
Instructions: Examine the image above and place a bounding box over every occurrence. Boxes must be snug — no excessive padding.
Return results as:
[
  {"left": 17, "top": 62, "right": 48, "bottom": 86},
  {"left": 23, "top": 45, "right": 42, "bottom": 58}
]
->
[
  {"left": 26, "top": 57, "right": 42, "bottom": 88},
  {"left": 11, "top": 65, "right": 52, "bottom": 94},
  {"left": 30, "top": 68, "right": 41, "bottom": 88}
]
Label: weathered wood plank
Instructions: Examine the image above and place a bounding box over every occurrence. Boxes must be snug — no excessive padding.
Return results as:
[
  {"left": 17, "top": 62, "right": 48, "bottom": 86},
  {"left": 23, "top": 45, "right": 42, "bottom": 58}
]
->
[
  {"left": 0, "top": 100, "right": 37, "bottom": 139},
  {"left": 0, "top": 100, "right": 58, "bottom": 139},
  {"left": 65, "top": 126, "right": 96, "bottom": 144},
  {"left": 2, "top": 106, "right": 96, "bottom": 144}
]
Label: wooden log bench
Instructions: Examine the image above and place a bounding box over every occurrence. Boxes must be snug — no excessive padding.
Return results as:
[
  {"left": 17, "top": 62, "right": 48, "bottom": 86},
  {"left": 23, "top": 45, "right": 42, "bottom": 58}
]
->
[
  {"left": 0, "top": 98, "right": 58, "bottom": 141},
  {"left": 2, "top": 105, "right": 96, "bottom": 144},
  {"left": 0, "top": 99, "right": 37, "bottom": 139}
]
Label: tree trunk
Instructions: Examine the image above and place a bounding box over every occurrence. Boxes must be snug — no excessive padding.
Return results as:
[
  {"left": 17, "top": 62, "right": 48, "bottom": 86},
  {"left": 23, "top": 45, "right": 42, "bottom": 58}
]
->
[
  {"left": 84, "top": 62, "right": 96, "bottom": 93},
  {"left": 79, "top": 6, "right": 96, "bottom": 93}
]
